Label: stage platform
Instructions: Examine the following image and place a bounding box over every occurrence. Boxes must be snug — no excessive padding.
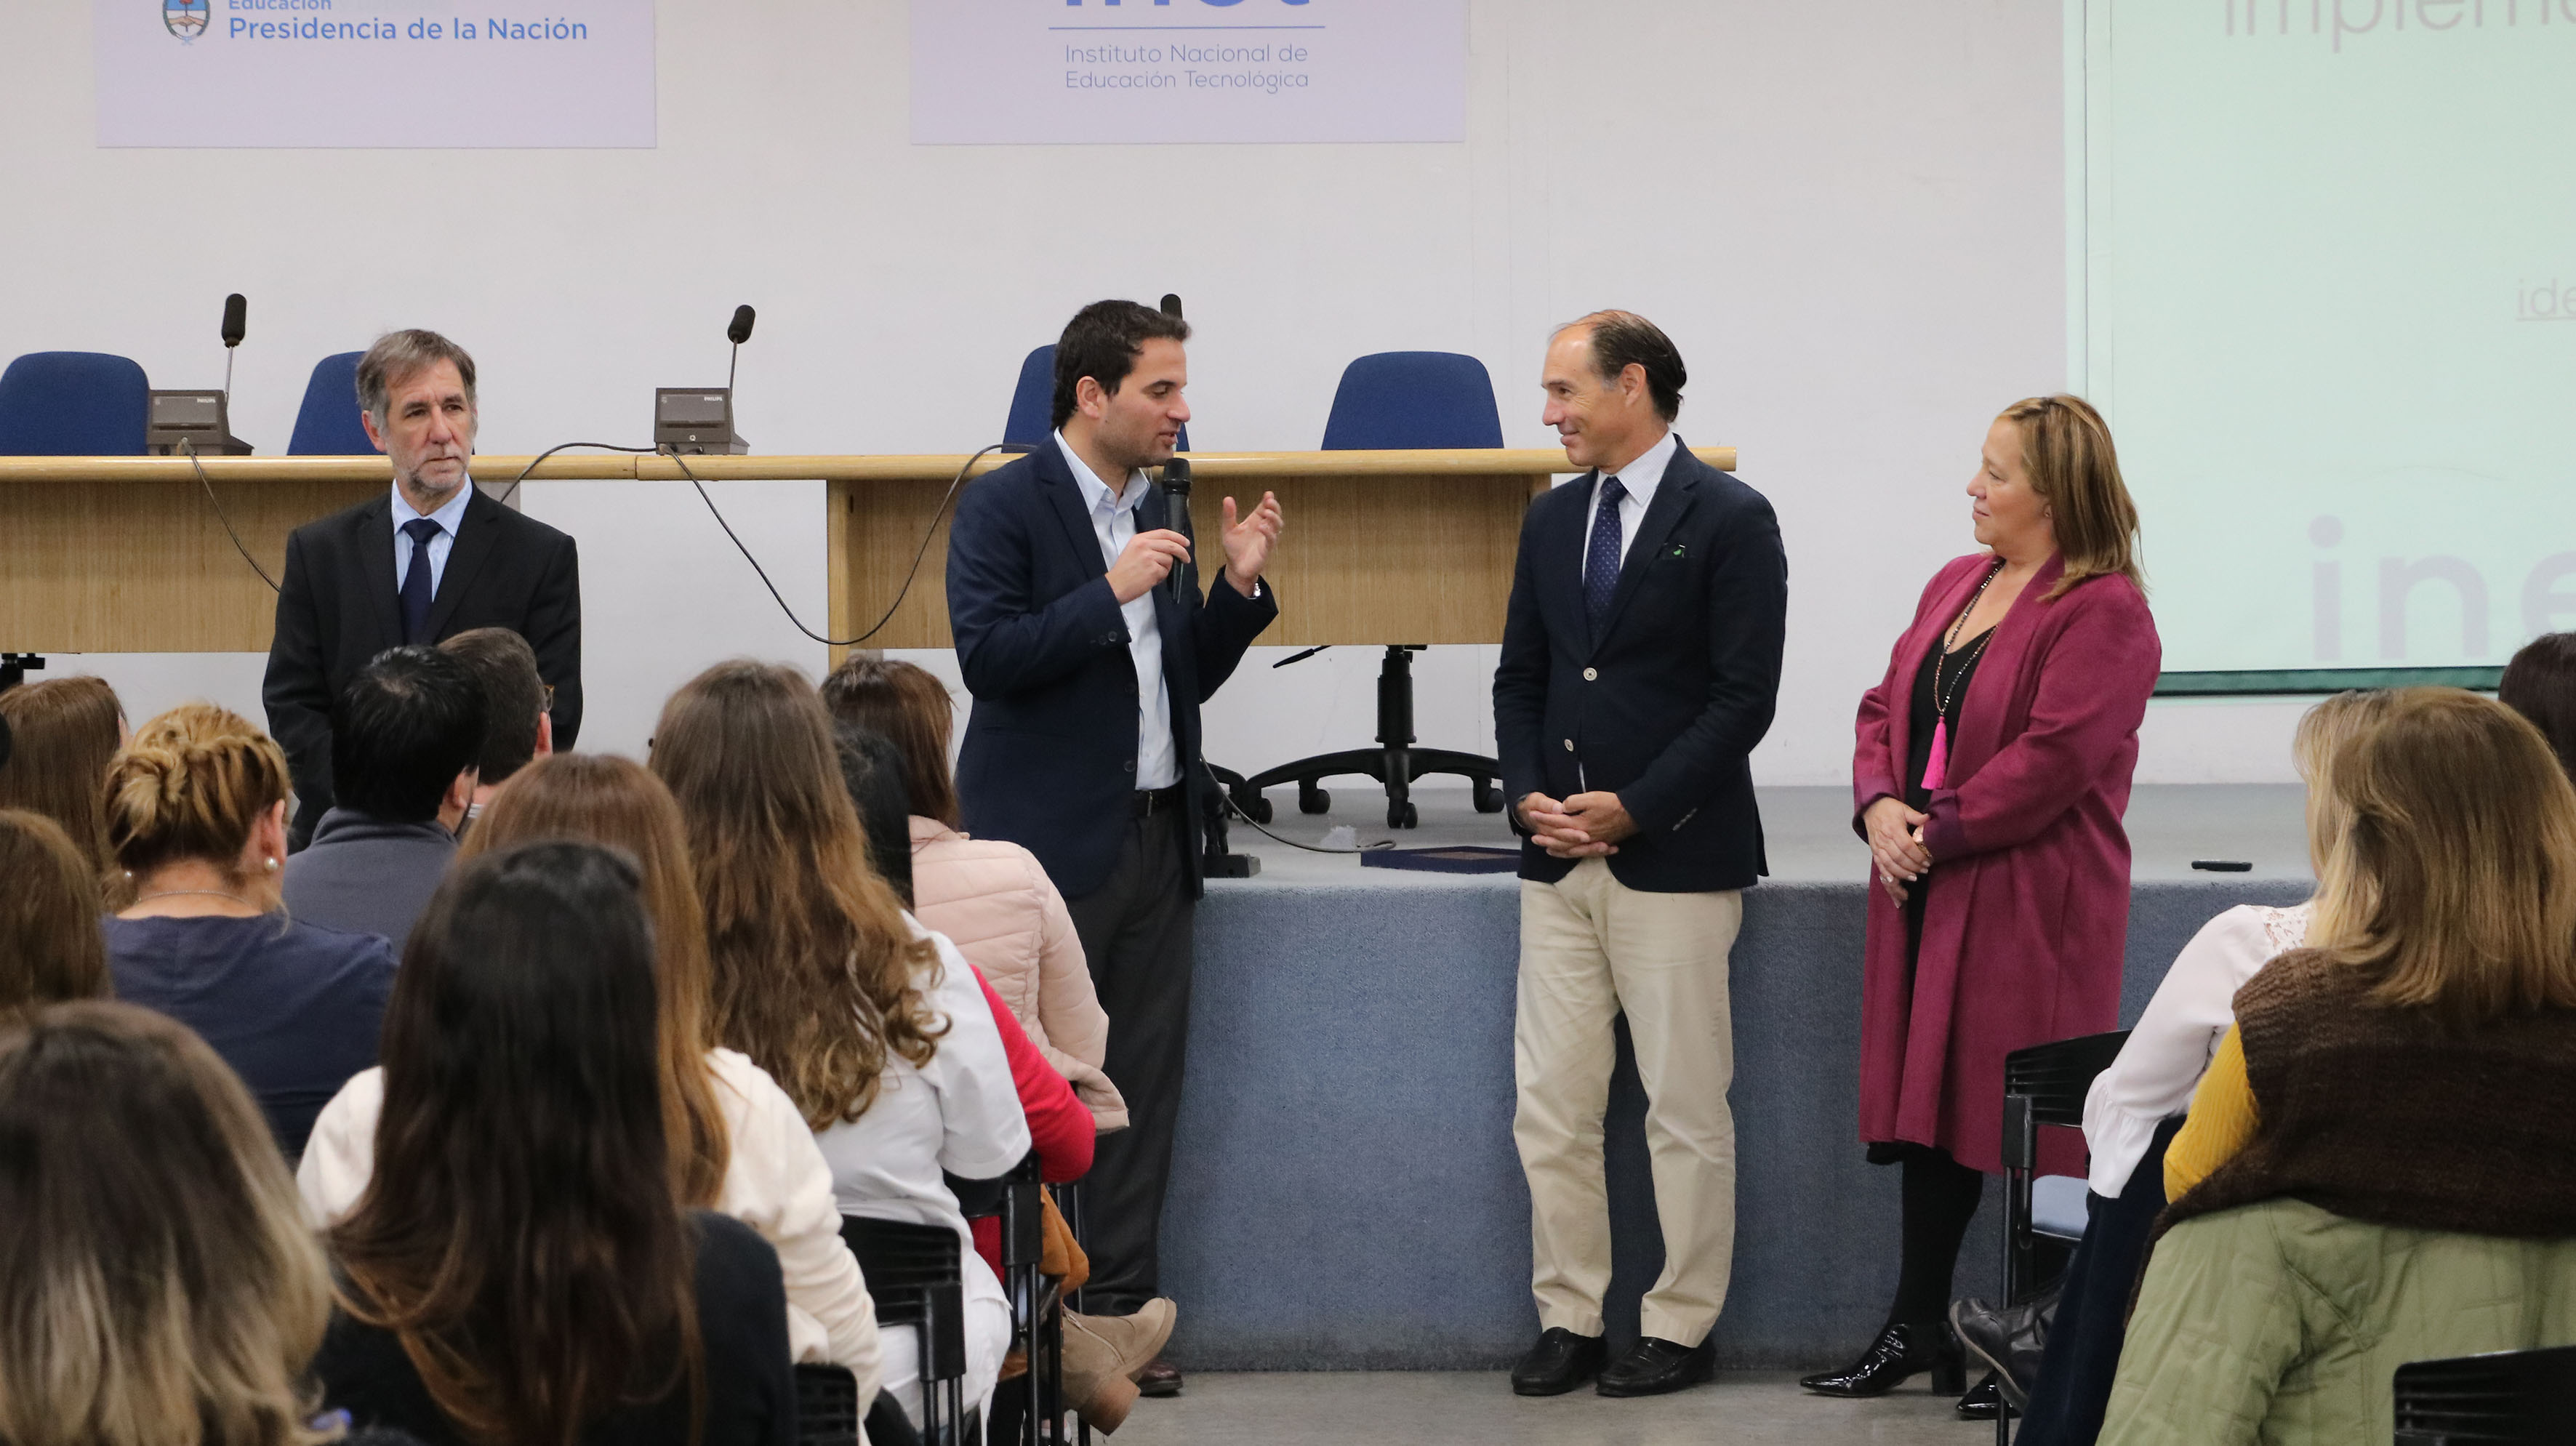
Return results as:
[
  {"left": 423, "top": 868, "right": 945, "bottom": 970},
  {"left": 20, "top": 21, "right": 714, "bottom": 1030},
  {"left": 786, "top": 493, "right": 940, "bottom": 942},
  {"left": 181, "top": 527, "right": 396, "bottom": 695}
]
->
[{"left": 1156, "top": 785, "right": 2311, "bottom": 1371}]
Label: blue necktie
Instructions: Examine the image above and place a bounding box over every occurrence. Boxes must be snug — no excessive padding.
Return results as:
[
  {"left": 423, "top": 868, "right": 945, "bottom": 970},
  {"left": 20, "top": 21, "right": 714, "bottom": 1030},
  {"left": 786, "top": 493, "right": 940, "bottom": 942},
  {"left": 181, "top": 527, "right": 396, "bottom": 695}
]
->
[
  {"left": 1584, "top": 475, "right": 1626, "bottom": 635},
  {"left": 399, "top": 517, "right": 442, "bottom": 643}
]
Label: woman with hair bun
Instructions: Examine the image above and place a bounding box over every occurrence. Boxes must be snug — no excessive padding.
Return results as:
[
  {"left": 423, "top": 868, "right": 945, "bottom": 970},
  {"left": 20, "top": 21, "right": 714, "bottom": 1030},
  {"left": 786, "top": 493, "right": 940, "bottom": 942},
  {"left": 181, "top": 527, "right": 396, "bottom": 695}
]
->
[{"left": 102, "top": 703, "right": 394, "bottom": 1161}]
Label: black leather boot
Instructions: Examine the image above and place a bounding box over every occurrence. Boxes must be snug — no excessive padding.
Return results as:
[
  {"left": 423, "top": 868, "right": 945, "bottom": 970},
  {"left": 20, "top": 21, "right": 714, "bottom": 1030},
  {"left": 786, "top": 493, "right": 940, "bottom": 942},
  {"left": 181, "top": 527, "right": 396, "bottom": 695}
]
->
[{"left": 1797, "top": 1322, "right": 1966, "bottom": 1398}]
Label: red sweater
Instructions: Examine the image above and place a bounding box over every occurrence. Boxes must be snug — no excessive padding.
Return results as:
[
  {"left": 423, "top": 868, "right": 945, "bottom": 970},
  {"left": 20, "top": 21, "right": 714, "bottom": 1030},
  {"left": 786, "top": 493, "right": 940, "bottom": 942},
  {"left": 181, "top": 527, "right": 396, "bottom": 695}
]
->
[{"left": 969, "top": 964, "right": 1091, "bottom": 1277}]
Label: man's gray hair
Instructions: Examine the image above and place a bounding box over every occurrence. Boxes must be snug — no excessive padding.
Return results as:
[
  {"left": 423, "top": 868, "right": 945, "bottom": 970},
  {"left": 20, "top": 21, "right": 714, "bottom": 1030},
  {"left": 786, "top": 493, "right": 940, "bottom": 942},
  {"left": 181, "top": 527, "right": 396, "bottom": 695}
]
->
[{"left": 355, "top": 329, "right": 478, "bottom": 422}]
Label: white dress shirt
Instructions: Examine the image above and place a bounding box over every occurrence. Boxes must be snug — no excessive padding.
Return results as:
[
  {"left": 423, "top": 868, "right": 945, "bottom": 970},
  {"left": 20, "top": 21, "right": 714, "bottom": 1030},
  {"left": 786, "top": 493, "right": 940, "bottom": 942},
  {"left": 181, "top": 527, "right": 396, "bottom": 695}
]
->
[
  {"left": 297, "top": 1048, "right": 884, "bottom": 1387},
  {"left": 1580, "top": 426, "right": 1679, "bottom": 572},
  {"left": 1055, "top": 431, "right": 1181, "bottom": 790},
  {"left": 2080, "top": 901, "right": 2311, "bottom": 1197},
  {"left": 390, "top": 479, "right": 472, "bottom": 599}
]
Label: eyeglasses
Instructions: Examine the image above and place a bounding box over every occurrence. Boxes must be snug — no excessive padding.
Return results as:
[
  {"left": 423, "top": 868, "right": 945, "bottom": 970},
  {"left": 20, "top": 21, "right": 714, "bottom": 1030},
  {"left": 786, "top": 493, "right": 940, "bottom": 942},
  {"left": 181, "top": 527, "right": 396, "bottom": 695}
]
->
[{"left": 541, "top": 684, "right": 556, "bottom": 712}]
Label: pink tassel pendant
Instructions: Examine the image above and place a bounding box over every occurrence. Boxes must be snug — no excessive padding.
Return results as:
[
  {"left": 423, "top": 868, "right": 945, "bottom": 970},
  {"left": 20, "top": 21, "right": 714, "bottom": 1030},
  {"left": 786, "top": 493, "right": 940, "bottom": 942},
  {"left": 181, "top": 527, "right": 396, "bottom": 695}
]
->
[{"left": 1921, "top": 717, "right": 1950, "bottom": 792}]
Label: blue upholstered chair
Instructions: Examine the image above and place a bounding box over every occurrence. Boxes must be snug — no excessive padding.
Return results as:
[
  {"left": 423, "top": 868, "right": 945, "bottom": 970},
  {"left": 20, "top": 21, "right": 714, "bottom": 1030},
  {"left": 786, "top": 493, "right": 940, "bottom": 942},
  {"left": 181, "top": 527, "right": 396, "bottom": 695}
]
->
[
  {"left": 0, "top": 352, "right": 151, "bottom": 455},
  {"left": 1001, "top": 344, "right": 1190, "bottom": 452},
  {"left": 287, "top": 352, "right": 375, "bottom": 455},
  {"left": 1228, "top": 351, "right": 1511, "bottom": 829}
]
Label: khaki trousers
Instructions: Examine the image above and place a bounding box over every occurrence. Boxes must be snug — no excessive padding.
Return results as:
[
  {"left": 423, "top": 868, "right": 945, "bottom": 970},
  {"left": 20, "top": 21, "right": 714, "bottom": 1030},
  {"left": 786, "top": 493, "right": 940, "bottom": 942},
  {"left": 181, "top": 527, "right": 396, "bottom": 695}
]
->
[{"left": 1514, "top": 857, "right": 1741, "bottom": 1346}]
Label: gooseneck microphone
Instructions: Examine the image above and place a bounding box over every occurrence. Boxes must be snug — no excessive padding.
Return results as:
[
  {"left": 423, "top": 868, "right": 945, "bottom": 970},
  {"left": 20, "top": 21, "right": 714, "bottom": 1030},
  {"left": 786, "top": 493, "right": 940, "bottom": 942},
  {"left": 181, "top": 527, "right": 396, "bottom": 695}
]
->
[
  {"left": 727, "top": 304, "right": 755, "bottom": 389},
  {"left": 1162, "top": 455, "right": 1195, "bottom": 606},
  {"left": 220, "top": 292, "right": 246, "bottom": 395},
  {"left": 1160, "top": 293, "right": 1184, "bottom": 318}
]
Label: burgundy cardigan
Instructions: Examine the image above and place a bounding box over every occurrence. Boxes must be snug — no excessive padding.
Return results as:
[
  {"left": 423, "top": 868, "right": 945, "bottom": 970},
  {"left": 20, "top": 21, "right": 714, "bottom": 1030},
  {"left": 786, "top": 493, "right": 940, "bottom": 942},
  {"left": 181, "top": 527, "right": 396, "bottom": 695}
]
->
[{"left": 1850, "top": 552, "right": 2161, "bottom": 1173}]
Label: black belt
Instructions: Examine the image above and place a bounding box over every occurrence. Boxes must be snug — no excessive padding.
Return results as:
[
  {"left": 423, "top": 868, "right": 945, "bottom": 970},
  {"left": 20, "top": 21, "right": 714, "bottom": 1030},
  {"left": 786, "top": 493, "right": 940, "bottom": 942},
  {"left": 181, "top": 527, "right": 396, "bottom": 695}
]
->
[{"left": 1133, "top": 783, "right": 1187, "bottom": 817}]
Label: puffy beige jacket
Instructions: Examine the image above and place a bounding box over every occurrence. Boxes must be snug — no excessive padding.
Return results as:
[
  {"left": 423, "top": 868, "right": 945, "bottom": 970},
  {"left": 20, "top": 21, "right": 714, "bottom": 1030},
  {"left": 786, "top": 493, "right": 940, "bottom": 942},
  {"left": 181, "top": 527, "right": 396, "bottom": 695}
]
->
[{"left": 908, "top": 816, "right": 1128, "bottom": 1132}]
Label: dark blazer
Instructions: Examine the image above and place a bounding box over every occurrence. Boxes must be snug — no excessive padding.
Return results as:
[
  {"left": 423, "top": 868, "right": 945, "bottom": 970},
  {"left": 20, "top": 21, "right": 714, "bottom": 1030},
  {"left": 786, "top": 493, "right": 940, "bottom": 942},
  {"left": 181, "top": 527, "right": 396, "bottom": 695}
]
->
[
  {"left": 947, "top": 442, "right": 1277, "bottom": 900},
  {"left": 1492, "top": 436, "right": 1787, "bottom": 893},
  {"left": 262, "top": 486, "right": 581, "bottom": 847}
]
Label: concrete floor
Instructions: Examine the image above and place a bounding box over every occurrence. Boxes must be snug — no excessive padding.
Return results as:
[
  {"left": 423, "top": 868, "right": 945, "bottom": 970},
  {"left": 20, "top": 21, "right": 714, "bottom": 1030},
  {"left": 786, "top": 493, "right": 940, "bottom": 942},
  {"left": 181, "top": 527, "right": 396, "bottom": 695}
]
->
[{"left": 1108, "top": 1370, "right": 1978, "bottom": 1445}]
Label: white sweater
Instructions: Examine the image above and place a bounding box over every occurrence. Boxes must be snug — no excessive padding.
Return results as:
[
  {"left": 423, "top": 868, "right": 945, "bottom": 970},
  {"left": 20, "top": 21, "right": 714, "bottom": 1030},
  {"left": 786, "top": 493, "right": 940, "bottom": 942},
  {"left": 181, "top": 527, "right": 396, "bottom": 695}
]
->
[
  {"left": 2081, "top": 901, "right": 2311, "bottom": 1197},
  {"left": 298, "top": 1047, "right": 883, "bottom": 1399}
]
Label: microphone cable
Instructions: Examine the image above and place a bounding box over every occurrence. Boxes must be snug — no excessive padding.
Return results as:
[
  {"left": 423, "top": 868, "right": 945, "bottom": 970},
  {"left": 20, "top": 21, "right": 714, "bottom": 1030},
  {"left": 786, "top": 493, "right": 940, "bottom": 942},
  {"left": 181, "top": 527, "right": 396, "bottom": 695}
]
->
[
  {"left": 181, "top": 439, "right": 281, "bottom": 593},
  {"left": 667, "top": 442, "right": 1021, "bottom": 649},
  {"left": 1203, "top": 760, "right": 1397, "bottom": 856}
]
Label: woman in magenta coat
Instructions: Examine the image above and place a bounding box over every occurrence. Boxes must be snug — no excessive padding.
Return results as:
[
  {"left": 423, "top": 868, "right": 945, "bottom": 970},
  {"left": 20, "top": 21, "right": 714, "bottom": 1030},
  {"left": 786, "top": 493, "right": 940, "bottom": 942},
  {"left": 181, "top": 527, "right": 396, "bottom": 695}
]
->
[{"left": 1803, "top": 395, "right": 2159, "bottom": 1410}]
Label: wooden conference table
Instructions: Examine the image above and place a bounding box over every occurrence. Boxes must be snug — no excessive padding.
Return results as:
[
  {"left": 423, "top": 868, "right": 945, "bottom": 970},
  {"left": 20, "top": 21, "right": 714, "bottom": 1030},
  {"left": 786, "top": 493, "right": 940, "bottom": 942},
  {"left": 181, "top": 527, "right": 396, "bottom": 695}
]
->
[{"left": 0, "top": 446, "right": 1738, "bottom": 656}]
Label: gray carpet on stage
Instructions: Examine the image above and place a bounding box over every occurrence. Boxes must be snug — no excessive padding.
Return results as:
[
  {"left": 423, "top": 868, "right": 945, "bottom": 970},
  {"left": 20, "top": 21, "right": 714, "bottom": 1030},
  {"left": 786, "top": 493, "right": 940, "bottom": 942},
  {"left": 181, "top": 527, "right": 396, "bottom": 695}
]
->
[{"left": 1156, "top": 874, "right": 2308, "bottom": 1371}]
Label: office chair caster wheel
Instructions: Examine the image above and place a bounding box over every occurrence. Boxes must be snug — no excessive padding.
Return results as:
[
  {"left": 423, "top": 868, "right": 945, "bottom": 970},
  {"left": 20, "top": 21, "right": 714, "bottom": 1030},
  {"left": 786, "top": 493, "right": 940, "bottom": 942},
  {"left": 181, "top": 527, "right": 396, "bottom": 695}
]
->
[
  {"left": 1235, "top": 791, "right": 1274, "bottom": 824},
  {"left": 1299, "top": 784, "right": 1331, "bottom": 815},
  {"left": 1389, "top": 800, "right": 1419, "bottom": 830},
  {"left": 1472, "top": 781, "right": 1506, "bottom": 814}
]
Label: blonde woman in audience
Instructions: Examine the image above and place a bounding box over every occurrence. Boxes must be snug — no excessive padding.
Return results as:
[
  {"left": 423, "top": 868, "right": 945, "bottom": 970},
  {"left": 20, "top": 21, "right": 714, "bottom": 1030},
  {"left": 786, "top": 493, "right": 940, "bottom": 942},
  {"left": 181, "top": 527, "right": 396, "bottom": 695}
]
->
[
  {"left": 101, "top": 704, "right": 394, "bottom": 1160},
  {"left": 656, "top": 659, "right": 1030, "bottom": 1432},
  {"left": 316, "top": 841, "right": 797, "bottom": 1445},
  {"left": 0, "top": 809, "right": 112, "bottom": 1015},
  {"left": 298, "top": 752, "right": 883, "bottom": 1389},
  {"left": 1959, "top": 689, "right": 2393, "bottom": 1444},
  {"left": 0, "top": 673, "right": 127, "bottom": 897},
  {"left": 822, "top": 654, "right": 1128, "bottom": 1131},
  {"left": 0, "top": 1000, "right": 336, "bottom": 1446},
  {"left": 2103, "top": 688, "right": 2576, "bottom": 1445}
]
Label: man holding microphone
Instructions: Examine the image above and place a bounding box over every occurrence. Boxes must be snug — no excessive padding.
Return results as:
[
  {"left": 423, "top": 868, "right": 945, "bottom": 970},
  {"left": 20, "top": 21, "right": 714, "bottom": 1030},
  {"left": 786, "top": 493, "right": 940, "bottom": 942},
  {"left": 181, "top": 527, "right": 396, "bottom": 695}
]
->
[{"left": 945, "top": 299, "right": 1282, "bottom": 1396}]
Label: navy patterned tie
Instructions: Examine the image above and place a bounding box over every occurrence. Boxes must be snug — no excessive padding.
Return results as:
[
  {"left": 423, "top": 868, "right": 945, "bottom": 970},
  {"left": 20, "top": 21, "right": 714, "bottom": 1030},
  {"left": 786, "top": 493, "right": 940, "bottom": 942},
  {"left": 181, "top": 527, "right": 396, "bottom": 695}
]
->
[
  {"left": 399, "top": 517, "right": 442, "bottom": 643},
  {"left": 1584, "top": 475, "right": 1626, "bottom": 635}
]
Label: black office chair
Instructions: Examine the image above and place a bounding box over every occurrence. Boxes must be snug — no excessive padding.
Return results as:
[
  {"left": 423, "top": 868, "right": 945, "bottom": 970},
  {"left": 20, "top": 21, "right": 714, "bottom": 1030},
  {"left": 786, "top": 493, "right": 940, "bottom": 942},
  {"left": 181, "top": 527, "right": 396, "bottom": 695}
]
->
[
  {"left": 1994, "top": 1028, "right": 2130, "bottom": 1443},
  {"left": 2394, "top": 1344, "right": 2576, "bottom": 1444},
  {"left": 840, "top": 1216, "right": 972, "bottom": 1446}
]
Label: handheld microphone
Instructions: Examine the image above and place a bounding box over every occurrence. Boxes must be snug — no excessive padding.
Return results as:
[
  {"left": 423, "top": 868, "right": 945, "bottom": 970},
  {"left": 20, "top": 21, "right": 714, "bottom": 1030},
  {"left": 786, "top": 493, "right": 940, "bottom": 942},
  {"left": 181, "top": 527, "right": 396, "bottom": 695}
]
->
[{"left": 1162, "top": 455, "right": 1194, "bottom": 606}]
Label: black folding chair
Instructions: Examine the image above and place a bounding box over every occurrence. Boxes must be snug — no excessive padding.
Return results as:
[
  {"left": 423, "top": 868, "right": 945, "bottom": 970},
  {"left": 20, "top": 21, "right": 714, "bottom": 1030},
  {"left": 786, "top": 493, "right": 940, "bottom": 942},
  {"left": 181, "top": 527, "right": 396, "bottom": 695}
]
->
[
  {"left": 795, "top": 1363, "right": 919, "bottom": 1446},
  {"left": 841, "top": 1216, "right": 971, "bottom": 1446},
  {"left": 1995, "top": 1029, "right": 2130, "bottom": 1445},
  {"left": 960, "top": 1154, "right": 1069, "bottom": 1446},
  {"left": 2394, "top": 1344, "right": 2576, "bottom": 1444}
]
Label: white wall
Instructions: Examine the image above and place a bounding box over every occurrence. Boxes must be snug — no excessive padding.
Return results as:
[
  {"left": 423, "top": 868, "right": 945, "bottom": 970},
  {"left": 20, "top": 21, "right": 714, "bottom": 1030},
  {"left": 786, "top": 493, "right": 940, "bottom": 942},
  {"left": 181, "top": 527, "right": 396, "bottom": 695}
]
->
[{"left": 0, "top": 1, "right": 2300, "bottom": 783}]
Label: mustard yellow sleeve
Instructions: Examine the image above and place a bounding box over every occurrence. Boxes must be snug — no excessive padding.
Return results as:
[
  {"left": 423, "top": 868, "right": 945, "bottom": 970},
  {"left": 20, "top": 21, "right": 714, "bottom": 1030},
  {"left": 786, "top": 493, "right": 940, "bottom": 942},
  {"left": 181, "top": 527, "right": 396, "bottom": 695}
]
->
[{"left": 2164, "top": 1025, "right": 2259, "bottom": 1202}]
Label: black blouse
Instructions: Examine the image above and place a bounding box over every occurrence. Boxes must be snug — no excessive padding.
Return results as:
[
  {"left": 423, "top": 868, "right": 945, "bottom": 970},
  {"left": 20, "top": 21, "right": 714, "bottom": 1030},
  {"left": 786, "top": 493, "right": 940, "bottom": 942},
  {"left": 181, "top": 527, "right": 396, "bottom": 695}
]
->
[{"left": 1904, "top": 627, "right": 1994, "bottom": 812}]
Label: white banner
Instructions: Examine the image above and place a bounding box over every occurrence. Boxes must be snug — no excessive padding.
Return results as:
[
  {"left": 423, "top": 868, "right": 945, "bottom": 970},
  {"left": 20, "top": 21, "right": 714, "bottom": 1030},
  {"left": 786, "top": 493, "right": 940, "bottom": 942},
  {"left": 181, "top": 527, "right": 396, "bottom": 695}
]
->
[
  {"left": 911, "top": 0, "right": 1466, "bottom": 145},
  {"left": 94, "top": 0, "right": 654, "bottom": 148}
]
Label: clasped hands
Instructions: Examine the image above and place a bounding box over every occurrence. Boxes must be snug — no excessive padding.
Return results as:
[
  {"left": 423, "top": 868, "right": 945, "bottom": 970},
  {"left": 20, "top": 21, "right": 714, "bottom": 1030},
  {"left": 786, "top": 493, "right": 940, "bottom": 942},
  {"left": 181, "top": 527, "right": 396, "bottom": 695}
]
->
[
  {"left": 1104, "top": 491, "right": 1285, "bottom": 605},
  {"left": 1517, "top": 791, "right": 1638, "bottom": 858},
  {"left": 1863, "top": 796, "right": 1934, "bottom": 906}
]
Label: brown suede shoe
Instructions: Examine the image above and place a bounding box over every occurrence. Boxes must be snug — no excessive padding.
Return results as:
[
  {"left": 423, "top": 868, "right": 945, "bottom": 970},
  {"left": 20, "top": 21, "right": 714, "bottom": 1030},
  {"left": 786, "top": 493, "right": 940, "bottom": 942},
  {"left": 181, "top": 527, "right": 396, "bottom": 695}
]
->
[{"left": 1134, "top": 1357, "right": 1182, "bottom": 1398}]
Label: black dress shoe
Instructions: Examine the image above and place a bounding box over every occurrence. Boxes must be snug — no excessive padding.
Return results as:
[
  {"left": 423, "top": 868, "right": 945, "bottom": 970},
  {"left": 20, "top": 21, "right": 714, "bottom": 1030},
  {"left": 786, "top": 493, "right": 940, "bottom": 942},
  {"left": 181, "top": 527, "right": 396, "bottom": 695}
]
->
[
  {"left": 1595, "top": 1335, "right": 1716, "bottom": 1397},
  {"left": 1134, "top": 1357, "right": 1181, "bottom": 1398},
  {"left": 1951, "top": 1290, "right": 2055, "bottom": 1408},
  {"left": 1797, "top": 1322, "right": 1966, "bottom": 1397},
  {"left": 1956, "top": 1371, "right": 2016, "bottom": 1421},
  {"left": 1509, "top": 1327, "right": 1606, "bottom": 1397}
]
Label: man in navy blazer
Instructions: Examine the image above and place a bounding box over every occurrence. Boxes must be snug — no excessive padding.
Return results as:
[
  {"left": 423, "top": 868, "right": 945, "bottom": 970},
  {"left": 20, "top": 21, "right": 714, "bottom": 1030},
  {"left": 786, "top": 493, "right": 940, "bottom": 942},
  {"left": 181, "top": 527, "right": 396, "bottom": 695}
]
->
[
  {"left": 946, "top": 300, "right": 1280, "bottom": 1386},
  {"left": 1491, "top": 311, "right": 1786, "bottom": 1399}
]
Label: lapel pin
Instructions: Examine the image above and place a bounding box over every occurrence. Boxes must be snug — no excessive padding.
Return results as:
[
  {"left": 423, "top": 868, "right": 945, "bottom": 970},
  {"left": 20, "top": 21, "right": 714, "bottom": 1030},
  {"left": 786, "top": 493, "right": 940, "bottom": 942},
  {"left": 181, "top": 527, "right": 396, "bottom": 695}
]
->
[{"left": 1669, "top": 543, "right": 1688, "bottom": 559}]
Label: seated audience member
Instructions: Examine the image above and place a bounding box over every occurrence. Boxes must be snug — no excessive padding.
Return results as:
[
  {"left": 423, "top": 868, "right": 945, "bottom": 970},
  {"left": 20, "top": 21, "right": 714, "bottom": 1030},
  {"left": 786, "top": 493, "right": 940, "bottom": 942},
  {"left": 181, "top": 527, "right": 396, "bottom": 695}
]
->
[
  {"left": 1955, "top": 690, "right": 2391, "bottom": 1442},
  {"left": 0, "top": 1001, "right": 337, "bottom": 1446},
  {"left": 0, "top": 811, "right": 112, "bottom": 1015},
  {"left": 281, "top": 646, "right": 486, "bottom": 949},
  {"left": 315, "top": 841, "right": 798, "bottom": 1446},
  {"left": 2102, "top": 688, "right": 2576, "bottom": 1446},
  {"left": 438, "top": 626, "right": 553, "bottom": 832},
  {"left": 828, "top": 716, "right": 1161, "bottom": 1428},
  {"left": 300, "top": 753, "right": 882, "bottom": 1387},
  {"left": 103, "top": 704, "right": 395, "bottom": 1160},
  {"left": 654, "top": 660, "right": 1028, "bottom": 1431},
  {"left": 0, "top": 674, "right": 127, "bottom": 897},
  {"left": 2501, "top": 630, "right": 2576, "bottom": 777},
  {"left": 823, "top": 656, "right": 1126, "bottom": 1132}
]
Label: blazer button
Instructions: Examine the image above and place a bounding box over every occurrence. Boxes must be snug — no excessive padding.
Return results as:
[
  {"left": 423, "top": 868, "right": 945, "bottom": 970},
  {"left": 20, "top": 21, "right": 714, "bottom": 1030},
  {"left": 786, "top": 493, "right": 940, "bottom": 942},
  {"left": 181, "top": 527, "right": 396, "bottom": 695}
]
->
[
  {"left": 1124, "top": 758, "right": 1137, "bottom": 773},
  {"left": 1583, "top": 667, "right": 1597, "bottom": 681},
  {"left": 1563, "top": 739, "right": 1574, "bottom": 752}
]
